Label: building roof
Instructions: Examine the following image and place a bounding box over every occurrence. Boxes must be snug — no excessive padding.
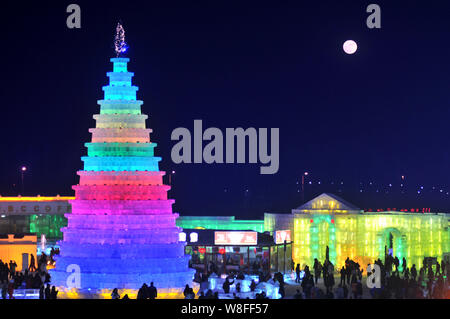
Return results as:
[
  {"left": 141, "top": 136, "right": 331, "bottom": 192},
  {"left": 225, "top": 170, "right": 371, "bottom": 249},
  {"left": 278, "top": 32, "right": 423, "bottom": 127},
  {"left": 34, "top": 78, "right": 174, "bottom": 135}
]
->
[{"left": 294, "top": 193, "right": 361, "bottom": 212}]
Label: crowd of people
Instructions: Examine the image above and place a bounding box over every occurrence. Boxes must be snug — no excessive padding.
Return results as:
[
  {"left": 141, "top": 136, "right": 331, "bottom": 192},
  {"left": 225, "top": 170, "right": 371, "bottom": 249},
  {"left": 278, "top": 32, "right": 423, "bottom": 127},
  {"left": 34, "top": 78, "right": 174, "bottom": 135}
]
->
[
  {"left": 0, "top": 253, "right": 59, "bottom": 299},
  {"left": 120, "top": 255, "right": 449, "bottom": 299},
  {"left": 293, "top": 255, "right": 450, "bottom": 299},
  {"left": 2, "top": 248, "right": 448, "bottom": 300}
]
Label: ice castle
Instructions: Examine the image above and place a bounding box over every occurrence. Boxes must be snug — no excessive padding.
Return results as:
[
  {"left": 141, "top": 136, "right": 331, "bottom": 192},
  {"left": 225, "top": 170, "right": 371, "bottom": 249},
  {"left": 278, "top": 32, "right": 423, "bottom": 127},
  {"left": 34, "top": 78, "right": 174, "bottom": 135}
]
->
[{"left": 49, "top": 54, "right": 195, "bottom": 298}]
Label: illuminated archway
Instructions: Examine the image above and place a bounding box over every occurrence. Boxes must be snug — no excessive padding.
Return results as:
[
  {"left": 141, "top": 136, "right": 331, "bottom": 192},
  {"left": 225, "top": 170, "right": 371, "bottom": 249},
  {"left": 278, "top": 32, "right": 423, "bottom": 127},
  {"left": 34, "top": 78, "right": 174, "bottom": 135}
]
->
[{"left": 378, "top": 227, "right": 407, "bottom": 263}]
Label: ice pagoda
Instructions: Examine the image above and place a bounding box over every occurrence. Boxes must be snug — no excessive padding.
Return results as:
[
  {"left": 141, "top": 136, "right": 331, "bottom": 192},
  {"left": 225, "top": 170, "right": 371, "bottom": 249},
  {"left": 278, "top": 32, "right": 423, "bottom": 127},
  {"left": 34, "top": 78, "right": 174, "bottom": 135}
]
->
[{"left": 50, "top": 25, "right": 194, "bottom": 298}]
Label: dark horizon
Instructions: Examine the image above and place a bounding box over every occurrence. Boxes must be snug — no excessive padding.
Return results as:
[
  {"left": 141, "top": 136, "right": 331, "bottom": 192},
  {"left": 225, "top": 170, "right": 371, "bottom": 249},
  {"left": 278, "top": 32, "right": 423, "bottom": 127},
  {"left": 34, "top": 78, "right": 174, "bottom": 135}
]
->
[{"left": 1, "top": 1, "right": 449, "bottom": 218}]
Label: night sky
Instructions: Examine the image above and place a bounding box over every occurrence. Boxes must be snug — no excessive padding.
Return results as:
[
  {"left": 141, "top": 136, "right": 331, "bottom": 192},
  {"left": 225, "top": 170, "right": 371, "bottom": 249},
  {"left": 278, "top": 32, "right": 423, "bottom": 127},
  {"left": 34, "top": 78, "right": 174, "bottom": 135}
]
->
[{"left": 1, "top": 1, "right": 449, "bottom": 218}]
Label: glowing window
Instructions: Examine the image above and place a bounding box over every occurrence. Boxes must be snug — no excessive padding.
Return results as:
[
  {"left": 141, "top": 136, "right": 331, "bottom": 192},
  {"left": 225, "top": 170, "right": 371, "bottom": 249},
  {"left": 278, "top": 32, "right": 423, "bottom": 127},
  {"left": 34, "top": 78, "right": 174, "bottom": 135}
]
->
[{"left": 190, "top": 232, "right": 198, "bottom": 243}]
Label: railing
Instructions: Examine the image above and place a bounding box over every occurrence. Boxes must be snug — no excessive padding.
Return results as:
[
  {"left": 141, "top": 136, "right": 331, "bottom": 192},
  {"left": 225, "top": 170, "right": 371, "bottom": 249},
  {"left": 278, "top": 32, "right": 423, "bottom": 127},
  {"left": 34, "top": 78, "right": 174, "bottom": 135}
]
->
[{"left": 11, "top": 289, "right": 40, "bottom": 299}]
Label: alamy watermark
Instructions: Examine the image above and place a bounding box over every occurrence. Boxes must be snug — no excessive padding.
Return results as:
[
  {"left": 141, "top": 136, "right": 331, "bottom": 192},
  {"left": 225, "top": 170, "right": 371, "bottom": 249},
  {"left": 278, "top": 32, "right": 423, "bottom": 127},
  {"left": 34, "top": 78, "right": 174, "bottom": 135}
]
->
[
  {"left": 66, "top": 264, "right": 81, "bottom": 289},
  {"left": 171, "top": 120, "right": 279, "bottom": 175},
  {"left": 366, "top": 4, "right": 381, "bottom": 29},
  {"left": 66, "top": 4, "right": 81, "bottom": 29},
  {"left": 366, "top": 264, "right": 381, "bottom": 288}
]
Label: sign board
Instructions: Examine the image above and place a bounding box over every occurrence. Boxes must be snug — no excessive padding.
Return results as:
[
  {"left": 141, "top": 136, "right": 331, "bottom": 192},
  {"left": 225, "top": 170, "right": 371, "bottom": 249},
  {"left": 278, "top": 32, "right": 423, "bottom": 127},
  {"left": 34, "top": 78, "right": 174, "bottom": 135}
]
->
[
  {"left": 0, "top": 199, "right": 72, "bottom": 216},
  {"left": 214, "top": 231, "right": 257, "bottom": 246},
  {"left": 274, "top": 230, "right": 291, "bottom": 244}
]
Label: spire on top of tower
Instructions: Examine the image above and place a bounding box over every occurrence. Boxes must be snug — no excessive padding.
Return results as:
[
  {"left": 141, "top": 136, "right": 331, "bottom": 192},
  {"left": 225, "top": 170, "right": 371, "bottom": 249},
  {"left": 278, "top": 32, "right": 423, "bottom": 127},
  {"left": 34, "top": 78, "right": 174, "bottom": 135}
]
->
[{"left": 114, "top": 22, "right": 128, "bottom": 57}]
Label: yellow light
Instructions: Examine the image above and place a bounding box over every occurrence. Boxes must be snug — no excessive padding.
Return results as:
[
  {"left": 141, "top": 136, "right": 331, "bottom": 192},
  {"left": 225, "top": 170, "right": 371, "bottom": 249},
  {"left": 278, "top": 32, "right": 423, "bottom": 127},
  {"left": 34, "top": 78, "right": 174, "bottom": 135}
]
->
[
  {"left": 56, "top": 286, "right": 199, "bottom": 299},
  {"left": 0, "top": 196, "right": 75, "bottom": 202}
]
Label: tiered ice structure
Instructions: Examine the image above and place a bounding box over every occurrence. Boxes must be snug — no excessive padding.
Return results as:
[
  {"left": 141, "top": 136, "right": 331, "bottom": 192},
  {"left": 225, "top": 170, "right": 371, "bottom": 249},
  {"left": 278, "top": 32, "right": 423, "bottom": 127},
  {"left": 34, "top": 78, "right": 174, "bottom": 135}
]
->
[{"left": 50, "top": 57, "right": 194, "bottom": 298}]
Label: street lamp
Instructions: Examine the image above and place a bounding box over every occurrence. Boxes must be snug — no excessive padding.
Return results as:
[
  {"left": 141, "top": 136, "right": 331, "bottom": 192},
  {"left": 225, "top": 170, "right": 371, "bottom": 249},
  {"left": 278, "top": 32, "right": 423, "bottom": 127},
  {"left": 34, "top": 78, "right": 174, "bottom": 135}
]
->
[
  {"left": 301, "top": 172, "right": 309, "bottom": 204},
  {"left": 21, "top": 166, "right": 27, "bottom": 195},
  {"left": 168, "top": 170, "right": 175, "bottom": 185}
]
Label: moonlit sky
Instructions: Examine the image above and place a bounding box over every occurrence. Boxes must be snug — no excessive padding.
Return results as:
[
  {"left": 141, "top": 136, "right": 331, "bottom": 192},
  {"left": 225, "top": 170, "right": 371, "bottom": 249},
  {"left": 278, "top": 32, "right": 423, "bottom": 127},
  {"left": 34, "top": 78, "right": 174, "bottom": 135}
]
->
[{"left": 1, "top": 1, "right": 449, "bottom": 218}]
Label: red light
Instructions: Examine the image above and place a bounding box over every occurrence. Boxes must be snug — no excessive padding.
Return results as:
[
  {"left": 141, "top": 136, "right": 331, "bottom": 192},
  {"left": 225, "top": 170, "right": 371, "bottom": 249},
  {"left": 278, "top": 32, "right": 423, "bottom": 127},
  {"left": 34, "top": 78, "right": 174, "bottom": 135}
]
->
[
  {"left": 199, "top": 248, "right": 206, "bottom": 254},
  {"left": 310, "top": 219, "right": 313, "bottom": 223},
  {"left": 331, "top": 219, "right": 335, "bottom": 224},
  {"left": 219, "top": 248, "right": 225, "bottom": 255}
]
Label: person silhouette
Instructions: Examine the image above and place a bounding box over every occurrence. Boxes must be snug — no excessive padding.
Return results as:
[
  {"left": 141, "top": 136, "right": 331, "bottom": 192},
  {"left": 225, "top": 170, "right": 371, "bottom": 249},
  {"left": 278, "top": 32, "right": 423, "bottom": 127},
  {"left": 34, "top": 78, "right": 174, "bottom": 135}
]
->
[
  {"left": 411, "top": 264, "right": 417, "bottom": 281},
  {"left": 295, "top": 264, "right": 301, "bottom": 283},
  {"left": 50, "top": 286, "right": 58, "bottom": 299},
  {"left": 222, "top": 278, "right": 234, "bottom": 294},
  {"left": 39, "top": 285, "right": 44, "bottom": 299},
  {"left": 29, "top": 254, "right": 37, "bottom": 272},
  {"left": 44, "top": 284, "right": 51, "bottom": 299},
  {"left": 183, "top": 284, "right": 190, "bottom": 298},
  {"left": 111, "top": 288, "right": 120, "bottom": 299},
  {"left": 148, "top": 282, "right": 157, "bottom": 299},
  {"left": 250, "top": 280, "right": 256, "bottom": 292}
]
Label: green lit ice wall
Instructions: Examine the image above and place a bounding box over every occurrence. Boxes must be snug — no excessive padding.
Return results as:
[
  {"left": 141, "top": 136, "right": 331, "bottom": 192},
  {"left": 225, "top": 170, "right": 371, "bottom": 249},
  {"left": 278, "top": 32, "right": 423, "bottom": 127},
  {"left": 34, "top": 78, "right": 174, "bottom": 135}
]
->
[{"left": 29, "top": 215, "right": 67, "bottom": 239}]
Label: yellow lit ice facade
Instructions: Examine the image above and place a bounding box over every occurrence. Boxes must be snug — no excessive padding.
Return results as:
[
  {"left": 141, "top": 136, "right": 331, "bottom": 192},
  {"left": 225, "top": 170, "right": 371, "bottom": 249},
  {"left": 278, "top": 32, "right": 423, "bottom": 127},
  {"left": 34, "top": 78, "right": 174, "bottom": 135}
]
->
[
  {"left": 57, "top": 286, "right": 199, "bottom": 299},
  {"left": 0, "top": 234, "right": 37, "bottom": 271},
  {"left": 266, "top": 193, "right": 450, "bottom": 269}
]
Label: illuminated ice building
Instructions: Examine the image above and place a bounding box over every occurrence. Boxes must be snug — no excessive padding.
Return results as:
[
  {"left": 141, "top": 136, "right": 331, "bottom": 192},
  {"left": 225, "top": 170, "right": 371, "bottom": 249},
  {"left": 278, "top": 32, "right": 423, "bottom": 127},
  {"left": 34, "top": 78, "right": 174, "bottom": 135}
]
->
[
  {"left": 49, "top": 55, "right": 194, "bottom": 298},
  {"left": 265, "top": 193, "right": 450, "bottom": 270}
]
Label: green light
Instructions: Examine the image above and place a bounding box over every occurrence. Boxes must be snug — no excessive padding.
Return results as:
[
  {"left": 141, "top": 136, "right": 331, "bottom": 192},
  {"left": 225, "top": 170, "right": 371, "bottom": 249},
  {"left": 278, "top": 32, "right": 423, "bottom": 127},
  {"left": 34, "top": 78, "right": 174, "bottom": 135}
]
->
[{"left": 29, "top": 214, "right": 67, "bottom": 239}]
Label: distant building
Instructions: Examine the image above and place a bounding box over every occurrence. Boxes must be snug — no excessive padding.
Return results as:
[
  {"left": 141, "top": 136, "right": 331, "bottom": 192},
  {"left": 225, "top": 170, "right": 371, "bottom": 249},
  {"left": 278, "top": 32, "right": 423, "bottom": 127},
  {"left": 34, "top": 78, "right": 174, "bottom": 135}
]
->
[
  {"left": 265, "top": 193, "right": 450, "bottom": 269},
  {"left": 0, "top": 196, "right": 72, "bottom": 240}
]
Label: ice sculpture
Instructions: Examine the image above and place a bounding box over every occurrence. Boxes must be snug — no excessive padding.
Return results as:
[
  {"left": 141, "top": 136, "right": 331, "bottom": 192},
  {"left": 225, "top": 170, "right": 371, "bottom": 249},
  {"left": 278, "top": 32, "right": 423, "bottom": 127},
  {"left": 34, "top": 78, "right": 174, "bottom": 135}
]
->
[
  {"left": 202, "top": 274, "right": 281, "bottom": 299},
  {"left": 49, "top": 57, "right": 195, "bottom": 298}
]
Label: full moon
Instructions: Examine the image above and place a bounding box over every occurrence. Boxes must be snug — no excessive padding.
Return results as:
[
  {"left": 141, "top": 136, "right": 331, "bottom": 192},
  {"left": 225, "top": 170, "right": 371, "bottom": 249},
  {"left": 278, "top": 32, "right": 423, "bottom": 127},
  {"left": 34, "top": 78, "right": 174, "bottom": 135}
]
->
[{"left": 343, "top": 40, "right": 358, "bottom": 54}]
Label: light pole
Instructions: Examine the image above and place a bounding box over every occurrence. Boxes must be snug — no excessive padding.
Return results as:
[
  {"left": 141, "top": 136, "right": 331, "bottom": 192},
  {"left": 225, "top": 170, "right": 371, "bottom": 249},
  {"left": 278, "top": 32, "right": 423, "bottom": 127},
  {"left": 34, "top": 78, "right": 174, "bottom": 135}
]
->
[
  {"left": 168, "top": 170, "right": 175, "bottom": 185},
  {"left": 301, "top": 171, "right": 309, "bottom": 204},
  {"left": 21, "top": 166, "right": 27, "bottom": 195}
]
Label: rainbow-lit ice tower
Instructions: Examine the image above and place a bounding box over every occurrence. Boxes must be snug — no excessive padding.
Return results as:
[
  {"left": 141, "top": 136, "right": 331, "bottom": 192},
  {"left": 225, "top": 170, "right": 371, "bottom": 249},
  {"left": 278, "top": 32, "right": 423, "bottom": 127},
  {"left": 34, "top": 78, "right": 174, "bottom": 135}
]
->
[{"left": 50, "top": 55, "right": 194, "bottom": 298}]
